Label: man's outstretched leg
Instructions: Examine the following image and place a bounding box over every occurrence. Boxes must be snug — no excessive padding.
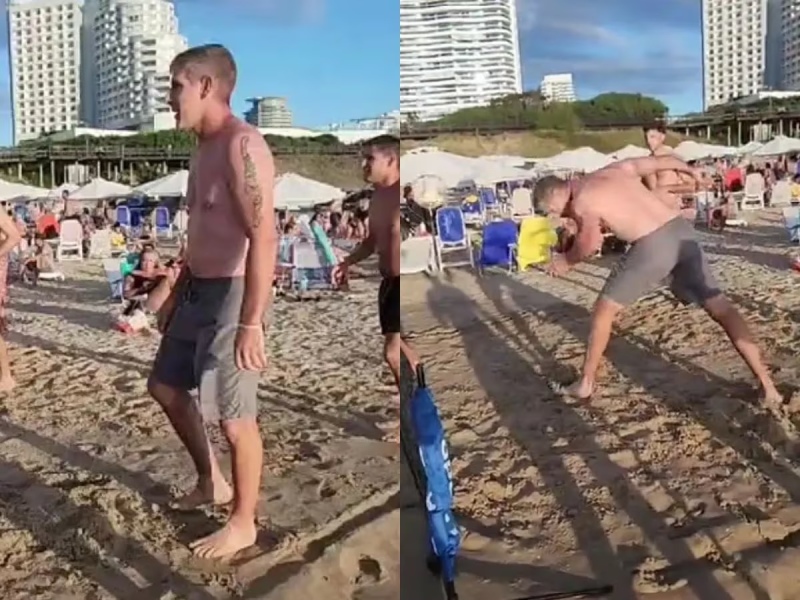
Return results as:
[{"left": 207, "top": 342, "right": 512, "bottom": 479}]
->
[
  {"left": 702, "top": 295, "right": 783, "bottom": 405},
  {"left": 565, "top": 297, "right": 622, "bottom": 398}
]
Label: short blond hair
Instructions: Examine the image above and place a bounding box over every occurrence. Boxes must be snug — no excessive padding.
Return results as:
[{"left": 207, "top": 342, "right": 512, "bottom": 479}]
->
[{"left": 171, "top": 44, "right": 237, "bottom": 100}]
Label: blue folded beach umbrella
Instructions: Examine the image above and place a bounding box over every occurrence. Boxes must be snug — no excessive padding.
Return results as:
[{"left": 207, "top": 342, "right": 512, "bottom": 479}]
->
[{"left": 409, "top": 363, "right": 461, "bottom": 600}]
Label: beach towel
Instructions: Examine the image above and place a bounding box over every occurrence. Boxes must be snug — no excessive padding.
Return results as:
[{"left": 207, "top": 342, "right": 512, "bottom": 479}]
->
[
  {"left": 309, "top": 221, "right": 338, "bottom": 266},
  {"left": 517, "top": 216, "right": 557, "bottom": 269},
  {"left": 479, "top": 219, "right": 518, "bottom": 270}
]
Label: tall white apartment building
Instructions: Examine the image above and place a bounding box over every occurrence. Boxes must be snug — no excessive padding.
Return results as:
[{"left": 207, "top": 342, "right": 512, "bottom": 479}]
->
[
  {"left": 7, "top": 0, "right": 84, "bottom": 144},
  {"left": 400, "top": 0, "right": 523, "bottom": 121},
  {"left": 540, "top": 73, "right": 576, "bottom": 102},
  {"left": 701, "top": 0, "right": 784, "bottom": 109},
  {"left": 82, "top": 0, "right": 187, "bottom": 130},
  {"left": 783, "top": 0, "right": 800, "bottom": 89}
]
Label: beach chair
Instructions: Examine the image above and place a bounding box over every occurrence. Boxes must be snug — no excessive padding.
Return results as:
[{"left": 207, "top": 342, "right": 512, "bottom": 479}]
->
[
  {"left": 174, "top": 208, "right": 189, "bottom": 234},
  {"left": 103, "top": 258, "right": 124, "bottom": 300},
  {"left": 460, "top": 194, "right": 484, "bottom": 225},
  {"left": 510, "top": 187, "right": 533, "bottom": 218},
  {"left": 434, "top": 206, "right": 474, "bottom": 270},
  {"left": 56, "top": 219, "right": 83, "bottom": 261},
  {"left": 741, "top": 173, "right": 765, "bottom": 210},
  {"left": 292, "top": 239, "right": 334, "bottom": 291},
  {"left": 154, "top": 206, "right": 173, "bottom": 240},
  {"left": 478, "top": 219, "right": 518, "bottom": 273},
  {"left": 275, "top": 235, "right": 296, "bottom": 291},
  {"left": 514, "top": 216, "right": 557, "bottom": 270},
  {"left": 771, "top": 180, "right": 792, "bottom": 207},
  {"left": 693, "top": 191, "right": 712, "bottom": 227},
  {"left": 400, "top": 236, "right": 437, "bottom": 275},
  {"left": 479, "top": 187, "right": 499, "bottom": 212},
  {"left": 116, "top": 205, "right": 132, "bottom": 232},
  {"left": 88, "top": 229, "right": 112, "bottom": 258},
  {"left": 782, "top": 207, "right": 800, "bottom": 243}
]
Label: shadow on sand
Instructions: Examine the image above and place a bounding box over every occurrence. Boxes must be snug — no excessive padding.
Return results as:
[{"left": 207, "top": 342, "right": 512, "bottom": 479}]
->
[{"left": 413, "top": 268, "right": 800, "bottom": 599}]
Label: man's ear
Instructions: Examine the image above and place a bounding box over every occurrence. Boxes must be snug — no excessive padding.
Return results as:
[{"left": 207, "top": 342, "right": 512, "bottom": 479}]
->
[{"left": 199, "top": 75, "right": 212, "bottom": 99}]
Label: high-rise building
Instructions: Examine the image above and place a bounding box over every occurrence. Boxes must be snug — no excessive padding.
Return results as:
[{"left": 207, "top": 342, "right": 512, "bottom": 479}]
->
[
  {"left": 701, "top": 0, "right": 783, "bottom": 109},
  {"left": 400, "top": 0, "right": 523, "bottom": 121},
  {"left": 540, "top": 73, "right": 576, "bottom": 103},
  {"left": 244, "top": 97, "right": 293, "bottom": 128},
  {"left": 7, "top": 0, "right": 84, "bottom": 144},
  {"left": 82, "top": 0, "right": 187, "bottom": 130},
  {"left": 783, "top": 0, "right": 800, "bottom": 89}
]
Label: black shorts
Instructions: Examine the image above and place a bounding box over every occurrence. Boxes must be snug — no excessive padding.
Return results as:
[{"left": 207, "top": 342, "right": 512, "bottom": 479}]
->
[{"left": 378, "top": 276, "right": 400, "bottom": 335}]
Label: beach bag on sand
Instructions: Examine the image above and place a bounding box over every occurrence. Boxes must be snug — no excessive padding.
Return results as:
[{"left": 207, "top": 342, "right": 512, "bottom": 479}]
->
[{"left": 403, "top": 361, "right": 461, "bottom": 600}]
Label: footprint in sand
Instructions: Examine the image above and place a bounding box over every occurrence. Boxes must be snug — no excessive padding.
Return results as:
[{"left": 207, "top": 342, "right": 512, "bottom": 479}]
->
[{"left": 352, "top": 555, "right": 382, "bottom": 585}]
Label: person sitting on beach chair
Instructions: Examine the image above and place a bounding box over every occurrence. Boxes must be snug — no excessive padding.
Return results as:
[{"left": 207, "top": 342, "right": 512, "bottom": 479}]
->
[
  {"left": 22, "top": 234, "right": 56, "bottom": 285},
  {"left": 121, "top": 247, "right": 179, "bottom": 317}
]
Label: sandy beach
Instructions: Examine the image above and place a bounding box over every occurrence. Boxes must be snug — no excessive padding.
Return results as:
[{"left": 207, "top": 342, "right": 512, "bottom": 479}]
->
[
  {"left": 8, "top": 208, "right": 800, "bottom": 599},
  {"left": 401, "top": 209, "right": 800, "bottom": 600},
  {"left": 0, "top": 260, "right": 400, "bottom": 599}
]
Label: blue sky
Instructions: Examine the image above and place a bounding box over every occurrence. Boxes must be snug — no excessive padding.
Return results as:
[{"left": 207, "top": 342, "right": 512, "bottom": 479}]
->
[
  {"left": 518, "top": 0, "right": 703, "bottom": 115},
  {"left": 0, "top": 0, "right": 399, "bottom": 145}
]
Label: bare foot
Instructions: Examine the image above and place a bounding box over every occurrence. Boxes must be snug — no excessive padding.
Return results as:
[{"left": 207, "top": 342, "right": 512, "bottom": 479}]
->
[
  {"left": 551, "top": 379, "right": 593, "bottom": 400},
  {"left": 189, "top": 517, "right": 257, "bottom": 559},
  {"left": 0, "top": 378, "right": 16, "bottom": 394},
  {"left": 172, "top": 477, "right": 233, "bottom": 511},
  {"left": 377, "top": 418, "right": 400, "bottom": 443},
  {"left": 761, "top": 387, "right": 786, "bottom": 411}
]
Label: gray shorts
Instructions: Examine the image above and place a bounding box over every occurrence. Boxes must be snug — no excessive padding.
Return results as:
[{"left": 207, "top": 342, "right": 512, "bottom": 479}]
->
[
  {"left": 601, "top": 217, "right": 721, "bottom": 306},
  {"left": 150, "top": 276, "right": 259, "bottom": 421}
]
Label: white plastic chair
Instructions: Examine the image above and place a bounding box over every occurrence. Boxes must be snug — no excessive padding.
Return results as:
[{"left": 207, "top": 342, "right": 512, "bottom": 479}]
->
[
  {"left": 103, "top": 258, "right": 124, "bottom": 300},
  {"left": 770, "top": 180, "right": 792, "bottom": 207},
  {"left": 510, "top": 187, "right": 533, "bottom": 218},
  {"left": 174, "top": 208, "right": 189, "bottom": 235},
  {"left": 741, "top": 173, "right": 765, "bottom": 210},
  {"left": 56, "top": 219, "right": 84, "bottom": 261},
  {"left": 89, "top": 229, "right": 112, "bottom": 258}
]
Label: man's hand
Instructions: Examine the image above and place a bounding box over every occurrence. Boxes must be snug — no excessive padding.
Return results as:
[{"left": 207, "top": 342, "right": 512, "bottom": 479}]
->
[
  {"left": 546, "top": 254, "right": 570, "bottom": 277},
  {"left": 332, "top": 262, "right": 349, "bottom": 286},
  {"left": 235, "top": 325, "right": 268, "bottom": 371},
  {"left": 156, "top": 295, "right": 176, "bottom": 334}
]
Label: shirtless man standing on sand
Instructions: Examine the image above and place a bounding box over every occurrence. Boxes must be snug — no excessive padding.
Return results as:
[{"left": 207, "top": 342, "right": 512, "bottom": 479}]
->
[
  {"left": 643, "top": 123, "right": 700, "bottom": 216},
  {"left": 333, "top": 135, "right": 417, "bottom": 392},
  {"left": 148, "top": 44, "right": 277, "bottom": 559},
  {"left": 533, "top": 154, "right": 783, "bottom": 406}
]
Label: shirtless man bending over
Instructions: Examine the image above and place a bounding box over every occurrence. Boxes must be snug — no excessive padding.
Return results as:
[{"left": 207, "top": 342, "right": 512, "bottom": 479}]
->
[
  {"left": 333, "top": 135, "right": 418, "bottom": 392},
  {"left": 643, "top": 123, "right": 700, "bottom": 216},
  {"left": 533, "top": 154, "right": 782, "bottom": 406},
  {"left": 148, "top": 44, "right": 277, "bottom": 559}
]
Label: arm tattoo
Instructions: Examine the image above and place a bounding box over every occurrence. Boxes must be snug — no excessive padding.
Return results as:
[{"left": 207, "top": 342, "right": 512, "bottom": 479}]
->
[{"left": 240, "top": 136, "right": 264, "bottom": 228}]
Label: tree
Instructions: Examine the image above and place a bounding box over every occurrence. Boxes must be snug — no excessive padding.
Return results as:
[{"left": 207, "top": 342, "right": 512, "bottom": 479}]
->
[
  {"left": 407, "top": 91, "right": 669, "bottom": 131},
  {"left": 23, "top": 129, "right": 357, "bottom": 153}
]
